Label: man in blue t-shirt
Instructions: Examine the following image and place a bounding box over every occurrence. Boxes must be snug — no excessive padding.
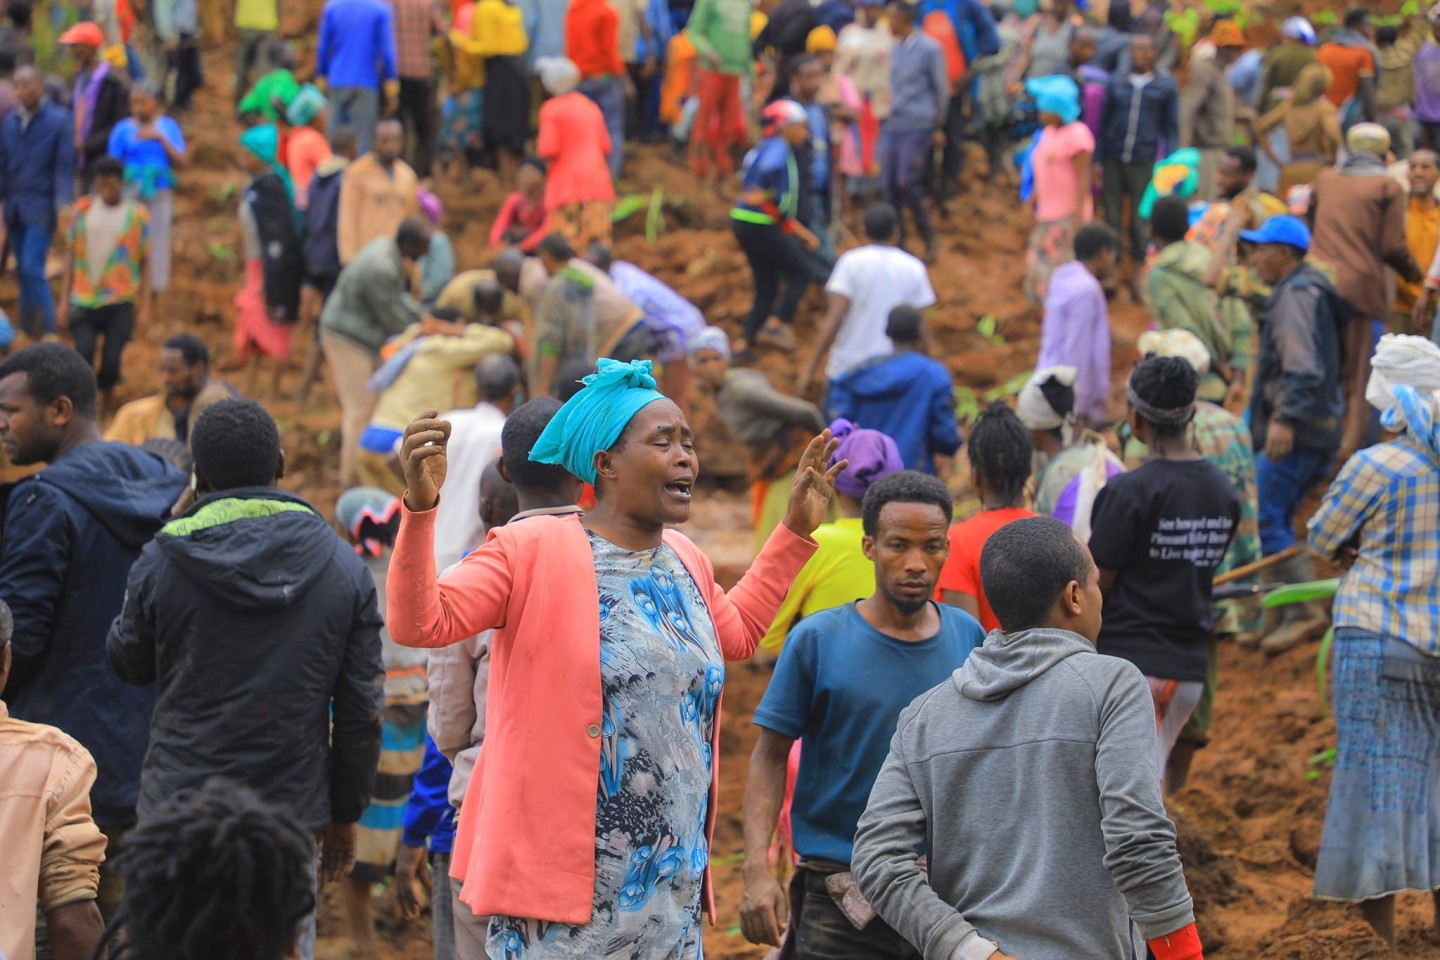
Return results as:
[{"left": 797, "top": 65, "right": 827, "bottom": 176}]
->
[{"left": 739, "top": 470, "right": 985, "bottom": 959}]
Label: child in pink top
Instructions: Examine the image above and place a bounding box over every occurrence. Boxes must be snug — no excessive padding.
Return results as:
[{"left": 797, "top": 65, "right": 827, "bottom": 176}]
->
[
  {"left": 1023, "top": 74, "right": 1095, "bottom": 304},
  {"left": 284, "top": 84, "right": 332, "bottom": 209}
]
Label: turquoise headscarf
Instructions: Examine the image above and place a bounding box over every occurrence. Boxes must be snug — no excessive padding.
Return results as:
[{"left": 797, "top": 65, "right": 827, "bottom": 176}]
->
[
  {"left": 1026, "top": 75, "right": 1081, "bottom": 125},
  {"left": 240, "top": 123, "right": 295, "bottom": 201},
  {"left": 286, "top": 84, "right": 328, "bottom": 126},
  {"left": 529, "top": 358, "right": 669, "bottom": 484}
]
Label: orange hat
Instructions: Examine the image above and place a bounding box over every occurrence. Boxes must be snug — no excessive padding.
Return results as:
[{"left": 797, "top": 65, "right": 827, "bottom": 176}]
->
[
  {"left": 1211, "top": 21, "right": 1245, "bottom": 48},
  {"left": 59, "top": 21, "right": 106, "bottom": 47}
]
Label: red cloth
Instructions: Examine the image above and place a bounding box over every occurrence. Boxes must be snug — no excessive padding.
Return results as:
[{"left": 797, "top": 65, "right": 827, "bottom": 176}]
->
[
  {"left": 934, "top": 507, "right": 1037, "bottom": 631},
  {"left": 233, "top": 259, "right": 294, "bottom": 362},
  {"left": 536, "top": 91, "right": 616, "bottom": 210},
  {"left": 566, "top": 0, "right": 624, "bottom": 78},
  {"left": 922, "top": 11, "right": 966, "bottom": 88},
  {"left": 488, "top": 191, "right": 551, "bottom": 250},
  {"left": 692, "top": 69, "right": 746, "bottom": 176},
  {"left": 1148, "top": 923, "right": 1204, "bottom": 960}
]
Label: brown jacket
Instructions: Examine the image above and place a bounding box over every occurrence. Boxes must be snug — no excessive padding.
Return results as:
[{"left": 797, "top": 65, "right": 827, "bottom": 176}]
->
[
  {"left": 1180, "top": 56, "right": 1234, "bottom": 150},
  {"left": 337, "top": 153, "right": 420, "bottom": 265},
  {"left": 1309, "top": 158, "right": 1422, "bottom": 320}
]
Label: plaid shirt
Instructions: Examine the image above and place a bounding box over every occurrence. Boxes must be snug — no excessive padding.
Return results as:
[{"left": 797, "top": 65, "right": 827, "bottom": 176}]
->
[
  {"left": 1309, "top": 435, "right": 1440, "bottom": 654},
  {"left": 390, "top": 0, "right": 437, "bottom": 80}
]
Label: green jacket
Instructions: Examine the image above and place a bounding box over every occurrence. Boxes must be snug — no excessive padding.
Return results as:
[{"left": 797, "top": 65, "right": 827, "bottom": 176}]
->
[
  {"left": 1145, "top": 240, "right": 1230, "bottom": 402},
  {"left": 687, "top": 0, "right": 753, "bottom": 76},
  {"left": 320, "top": 236, "right": 424, "bottom": 357}
]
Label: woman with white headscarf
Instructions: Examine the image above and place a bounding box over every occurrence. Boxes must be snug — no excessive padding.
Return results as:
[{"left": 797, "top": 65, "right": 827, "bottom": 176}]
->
[
  {"left": 535, "top": 56, "right": 616, "bottom": 250},
  {"left": 1018, "top": 365, "right": 1122, "bottom": 526},
  {"left": 1309, "top": 333, "right": 1440, "bottom": 953}
]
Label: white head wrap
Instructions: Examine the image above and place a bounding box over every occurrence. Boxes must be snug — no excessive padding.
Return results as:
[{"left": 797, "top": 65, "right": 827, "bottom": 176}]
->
[
  {"left": 1366, "top": 334, "right": 1440, "bottom": 413},
  {"left": 1366, "top": 335, "right": 1440, "bottom": 455},
  {"left": 1017, "top": 366, "right": 1078, "bottom": 433},
  {"left": 1138, "top": 328, "right": 1212, "bottom": 378},
  {"left": 536, "top": 57, "right": 581, "bottom": 96},
  {"left": 689, "top": 326, "right": 732, "bottom": 360},
  {"left": 1281, "top": 16, "right": 1316, "bottom": 44}
]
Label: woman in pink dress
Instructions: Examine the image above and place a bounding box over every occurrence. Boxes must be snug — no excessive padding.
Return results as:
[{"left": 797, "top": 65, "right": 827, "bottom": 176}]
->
[{"left": 535, "top": 56, "right": 616, "bottom": 250}]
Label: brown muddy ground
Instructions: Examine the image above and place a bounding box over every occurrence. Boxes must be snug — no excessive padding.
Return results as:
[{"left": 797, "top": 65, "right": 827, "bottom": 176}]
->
[{"left": 25, "top": 15, "right": 1436, "bottom": 953}]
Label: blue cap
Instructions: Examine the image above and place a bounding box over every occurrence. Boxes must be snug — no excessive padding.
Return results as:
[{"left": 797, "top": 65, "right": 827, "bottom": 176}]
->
[{"left": 1239, "top": 215, "right": 1310, "bottom": 252}]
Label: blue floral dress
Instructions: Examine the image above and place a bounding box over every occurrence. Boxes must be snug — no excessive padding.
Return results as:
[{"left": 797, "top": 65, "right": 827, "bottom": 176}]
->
[{"left": 487, "top": 532, "right": 725, "bottom": 960}]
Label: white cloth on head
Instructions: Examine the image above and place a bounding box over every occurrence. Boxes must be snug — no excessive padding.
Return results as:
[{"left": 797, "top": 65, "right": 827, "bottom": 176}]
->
[
  {"left": 689, "top": 325, "right": 731, "bottom": 360},
  {"left": 1017, "top": 365, "right": 1078, "bottom": 431},
  {"left": 536, "top": 56, "right": 581, "bottom": 96},
  {"left": 1365, "top": 333, "right": 1440, "bottom": 414},
  {"left": 1137, "top": 328, "right": 1212, "bottom": 378}
]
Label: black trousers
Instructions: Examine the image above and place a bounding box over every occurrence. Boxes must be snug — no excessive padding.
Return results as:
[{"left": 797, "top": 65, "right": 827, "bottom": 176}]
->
[
  {"left": 398, "top": 77, "right": 435, "bottom": 178},
  {"left": 732, "top": 218, "right": 812, "bottom": 339},
  {"left": 937, "top": 91, "right": 968, "bottom": 197},
  {"left": 71, "top": 302, "right": 135, "bottom": 391},
  {"left": 167, "top": 35, "right": 203, "bottom": 110},
  {"left": 782, "top": 869, "right": 920, "bottom": 960}
]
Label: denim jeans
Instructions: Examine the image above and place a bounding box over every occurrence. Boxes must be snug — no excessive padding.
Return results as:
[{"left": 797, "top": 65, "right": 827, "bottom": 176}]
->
[
  {"left": 1255, "top": 446, "right": 1335, "bottom": 555},
  {"left": 329, "top": 86, "right": 381, "bottom": 154},
  {"left": 578, "top": 75, "right": 625, "bottom": 180},
  {"left": 782, "top": 869, "right": 919, "bottom": 960},
  {"left": 882, "top": 126, "right": 935, "bottom": 245},
  {"left": 12, "top": 221, "right": 55, "bottom": 336}
]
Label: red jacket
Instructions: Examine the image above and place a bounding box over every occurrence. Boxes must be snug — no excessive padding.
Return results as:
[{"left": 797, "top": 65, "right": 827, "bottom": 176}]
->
[{"left": 566, "top": 0, "right": 624, "bottom": 78}]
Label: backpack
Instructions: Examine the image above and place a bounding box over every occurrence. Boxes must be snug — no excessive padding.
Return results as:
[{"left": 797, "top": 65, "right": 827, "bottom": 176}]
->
[{"left": 923, "top": 12, "right": 967, "bottom": 89}]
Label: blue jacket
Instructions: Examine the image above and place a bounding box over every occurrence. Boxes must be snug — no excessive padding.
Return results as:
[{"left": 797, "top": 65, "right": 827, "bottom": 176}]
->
[
  {"left": 829, "top": 350, "right": 964, "bottom": 474},
  {"left": 0, "top": 441, "right": 185, "bottom": 825},
  {"left": 1097, "top": 71, "right": 1179, "bottom": 165},
  {"left": 304, "top": 164, "right": 345, "bottom": 279},
  {"left": 402, "top": 738, "right": 457, "bottom": 855},
  {"left": 918, "top": 0, "right": 1000, "bottom": 63},
  {"left": 317, "top": 0, "right": 397, "bottom": 89},
  {"left": 0, "top": 103, "right": 75, "bottom": 228},
  {"left": 1251, "top": 262, "right": 1352, "bottom": 454}
]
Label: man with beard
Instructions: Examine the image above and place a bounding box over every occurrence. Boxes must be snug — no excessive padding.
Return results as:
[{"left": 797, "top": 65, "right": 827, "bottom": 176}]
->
[
  {"left": 1402, "top": 150, "right": 1440, "bottom": 337},
  {"left": 0, "top": 344, "right": 186, "bottom": 919},
  {"left": 738, "top": 471, "right": 984, "bottom": 957},
  {"left": 105, "top": 334, "right": 236, "bottom": 449}
]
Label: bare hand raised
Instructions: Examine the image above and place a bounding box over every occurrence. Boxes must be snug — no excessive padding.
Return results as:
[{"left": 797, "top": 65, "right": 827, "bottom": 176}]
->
[
  {"left": 781, "top": 430, "right": 846, "bottom": 538},
  {"left": 401, "top": 411, "right": 452, "bottom": 511}
]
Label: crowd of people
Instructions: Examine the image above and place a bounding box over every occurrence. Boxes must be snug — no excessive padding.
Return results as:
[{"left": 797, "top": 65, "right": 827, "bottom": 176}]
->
[{"left": 3, "top": 1, "right": 1440, "bottom": 960}]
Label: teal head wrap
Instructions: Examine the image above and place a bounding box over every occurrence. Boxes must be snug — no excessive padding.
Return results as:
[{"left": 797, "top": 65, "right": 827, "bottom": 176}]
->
[
  {"left": 240, "top": 122, "right": 296, "bottom": 203},
  {"left": 528, "top": 358, "right": 669, "bottom": 484},
  {"left": 1025, "top": 74, "right": 1081, "bottom": 125},
  {"left": 286, "top": 83, "right": 328, "bottom": 126}
]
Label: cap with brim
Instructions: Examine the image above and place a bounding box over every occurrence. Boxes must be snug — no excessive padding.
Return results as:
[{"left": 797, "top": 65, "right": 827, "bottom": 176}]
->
[
  {"left": 59, "top": 22, "right": 105, "bottom": 47},
  {"left": 1239, "top": 214, "right": 1310, "bottom": 252}
]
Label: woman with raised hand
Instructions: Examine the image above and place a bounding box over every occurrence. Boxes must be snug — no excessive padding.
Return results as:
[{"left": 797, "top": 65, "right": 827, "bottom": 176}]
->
[{"left": 387, "top": 357, "right": 842, "bottom": 959}]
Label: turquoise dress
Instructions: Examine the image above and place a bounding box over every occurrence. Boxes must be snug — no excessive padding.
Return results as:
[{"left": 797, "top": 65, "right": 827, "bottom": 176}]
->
[{"left": 487, "top": 532, "right": 725, "bottom": 959}]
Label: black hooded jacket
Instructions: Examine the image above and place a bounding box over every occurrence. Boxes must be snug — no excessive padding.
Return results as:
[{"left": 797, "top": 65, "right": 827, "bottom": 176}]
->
[{"left": 107, "top": 487, "right": 385, "bottom": 831}]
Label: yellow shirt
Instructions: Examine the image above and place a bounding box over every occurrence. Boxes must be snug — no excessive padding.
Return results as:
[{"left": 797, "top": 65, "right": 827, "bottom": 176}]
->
[
  {"left": 761, "top": 517, "right": 874, "bottom": 652},
  {"left": 103, "top": 379, "right": 236, "bottom": 448},
  {"left": 235, "top": 0, "right": 279, "bottom": 31},
  {"left": 370, "top": 324, "right": 516, "bottom": 431},
  {"left": 1401, "top": 195, "right": 1440, "bottom": 315}
]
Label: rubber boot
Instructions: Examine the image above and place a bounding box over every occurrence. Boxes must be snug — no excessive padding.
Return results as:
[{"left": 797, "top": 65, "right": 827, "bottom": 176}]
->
[
  {"left": 1261, "top": 552, "right": 1330, "bottom": 656},
  {"left": 1247, "top": 563, "right": 1285, "bottom": 651}
]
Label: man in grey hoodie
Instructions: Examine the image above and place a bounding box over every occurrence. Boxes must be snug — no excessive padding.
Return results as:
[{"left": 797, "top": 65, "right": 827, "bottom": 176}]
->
[{"left": 852, "top": 516, "right": 1204, "bottom": 960}]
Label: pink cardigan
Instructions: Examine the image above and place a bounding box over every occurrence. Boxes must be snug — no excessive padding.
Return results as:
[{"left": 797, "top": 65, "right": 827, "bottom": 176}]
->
[{"left": 387, "top": 506, "right": 817, "bottom": 923}]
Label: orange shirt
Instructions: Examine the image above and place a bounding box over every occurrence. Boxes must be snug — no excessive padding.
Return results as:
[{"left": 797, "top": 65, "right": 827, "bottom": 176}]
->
[
  {"left": 1317, "top": 42, "right": 1376, "bottom": 108},
  {"left": 566, "top": 0, "right": 624, "bottom": 78},
  {"left": 286, "top": 126, "right": 333, "bottom": 209},
  {"left": 660, "top": 32, "right": 697, "bottom": 124},
  {"left": 536, "top": 91, "right": 616, "bottom": 208},
  {"left": 935, "top": 506, "right": 1038, "bottom": 631}
]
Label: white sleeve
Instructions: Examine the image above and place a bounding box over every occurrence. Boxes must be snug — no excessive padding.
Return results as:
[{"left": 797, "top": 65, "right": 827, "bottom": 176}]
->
[{"left": 826, "top": 252, "right": 857, "bottom": 297}]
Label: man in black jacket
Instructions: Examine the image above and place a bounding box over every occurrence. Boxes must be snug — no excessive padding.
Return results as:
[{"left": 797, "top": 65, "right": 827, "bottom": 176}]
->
[
  {"left": 107, "top": 398, "right": 384, "bottom": 960},
  {"left": 60, "top": 21, "right": 131, "bottom": 187},
  {"left": 0, "top": 343, "right": 186, "bottom": 919},
  {"left": 1097, "top": 34, "right": 1179, "bottom": 266}
]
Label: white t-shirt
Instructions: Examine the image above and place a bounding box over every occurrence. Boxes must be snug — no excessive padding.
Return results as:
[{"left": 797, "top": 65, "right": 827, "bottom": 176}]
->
[
  {"left": 822, "top": 244, "right": 937, "bottom": 379},
  {"left": 433, "top": 402, "right": 508, "bottom": 567}
]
